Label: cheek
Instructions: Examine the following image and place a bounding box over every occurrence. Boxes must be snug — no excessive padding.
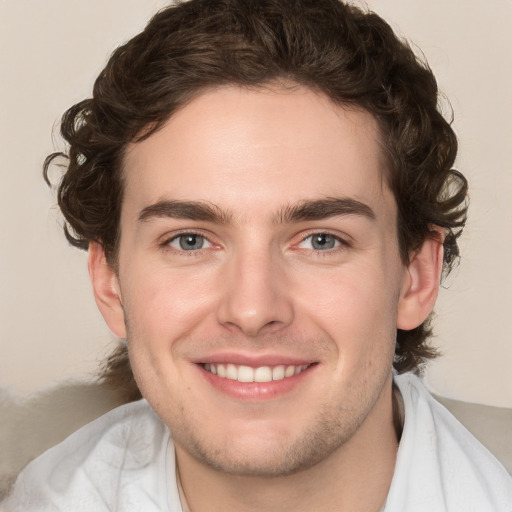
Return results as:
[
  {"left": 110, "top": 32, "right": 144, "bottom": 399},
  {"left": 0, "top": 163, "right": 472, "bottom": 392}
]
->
[
  {"left": 294, "top": 263, "right": 399, "bottom": 355},
  {"left": 121, "top": 264, "right": 216, "bottom": 344}
]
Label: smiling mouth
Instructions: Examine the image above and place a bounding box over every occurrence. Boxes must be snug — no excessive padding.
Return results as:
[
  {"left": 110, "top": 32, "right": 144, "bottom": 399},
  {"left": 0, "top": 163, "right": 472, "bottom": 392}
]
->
[{"left": 202, "top": 363, "right": 311, "bottom": 383}]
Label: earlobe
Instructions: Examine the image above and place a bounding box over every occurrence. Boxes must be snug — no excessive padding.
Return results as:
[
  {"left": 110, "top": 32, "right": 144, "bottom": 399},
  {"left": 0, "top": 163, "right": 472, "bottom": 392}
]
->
[
  {"left": 88, "top": 242, "right": 127, "bottom": 339},
  {"left": 397, "top": 231, "right": 444, "bottom": 330}
]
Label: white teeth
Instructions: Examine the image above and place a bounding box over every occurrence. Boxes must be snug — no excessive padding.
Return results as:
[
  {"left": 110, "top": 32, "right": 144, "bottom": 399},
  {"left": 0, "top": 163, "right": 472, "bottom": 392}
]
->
[
  {"left": 226, "top": 364, "right": 237, "bottom": 380},
  {"left": 254, "top": 366, "right": 273, "bottom": 382},
  {"left": 237, "top": 365, "right": 254, "bottom": 382},
  {"left": 272, "top": 365, "right": 285, "bottom": 380},
  {"left": 285, "top": 365, "right": 295, "bottom": 378},
  {"left": 204, "top": 363, "right": 310, "bottom": 382}
]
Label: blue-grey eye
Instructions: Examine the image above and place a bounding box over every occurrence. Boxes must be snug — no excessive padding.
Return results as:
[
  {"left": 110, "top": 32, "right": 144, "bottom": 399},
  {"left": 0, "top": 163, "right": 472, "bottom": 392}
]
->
[
  {"left": 312, "top": 233, "right": 336, "bottom": 250},
  {"left": 169, "top": 234, "right": 211, "bottom": 251},
  {"left": 299, "top": 233, "right": 340, "bottom": 250}
]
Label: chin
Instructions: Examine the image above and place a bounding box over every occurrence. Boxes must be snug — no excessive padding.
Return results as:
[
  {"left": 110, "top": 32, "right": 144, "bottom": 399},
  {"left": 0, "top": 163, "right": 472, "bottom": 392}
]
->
[{"left": 174, "top": 405, "right": 366, "bottom": 479}]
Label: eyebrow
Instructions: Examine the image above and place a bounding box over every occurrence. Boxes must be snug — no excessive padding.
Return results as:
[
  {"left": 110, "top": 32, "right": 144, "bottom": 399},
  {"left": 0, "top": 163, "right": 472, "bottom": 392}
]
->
[
  {"left": 138, "top": 200, "right": 232, "bottom": 223},
  {"left": 138, "top": 197, "right": 376, "bottom": 225},
  {"left": 274, "top": 197, "right": 376, "bottom": 224}
]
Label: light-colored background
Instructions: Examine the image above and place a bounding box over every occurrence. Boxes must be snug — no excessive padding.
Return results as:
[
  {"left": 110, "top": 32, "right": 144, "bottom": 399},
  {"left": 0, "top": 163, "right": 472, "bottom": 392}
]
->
[{"left": 0, "top": 0, "right": 510, "bottom": 407}]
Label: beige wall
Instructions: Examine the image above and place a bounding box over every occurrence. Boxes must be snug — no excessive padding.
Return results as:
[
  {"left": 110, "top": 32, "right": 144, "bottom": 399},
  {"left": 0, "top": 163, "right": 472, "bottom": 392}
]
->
[{"left": 0, "top": 0, "right": 511, "bottom": 407}]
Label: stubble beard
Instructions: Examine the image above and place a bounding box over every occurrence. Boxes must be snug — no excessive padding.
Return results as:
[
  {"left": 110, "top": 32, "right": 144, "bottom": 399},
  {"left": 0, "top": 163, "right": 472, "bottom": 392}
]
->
[
  {"left": 169, "top": 377, "right": 388, "bottom": 479},
  {"left": 182, "top": 410, "right": 361, "bottom": 478},
  {"left": 124, "top": 314, "right": 394, "bottom": 479}
]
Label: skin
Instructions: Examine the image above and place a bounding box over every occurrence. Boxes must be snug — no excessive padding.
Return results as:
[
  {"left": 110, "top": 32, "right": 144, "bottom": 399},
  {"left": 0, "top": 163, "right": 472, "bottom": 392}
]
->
[{"left": 90, "top": 85, "right": 443, "bottom": 511}]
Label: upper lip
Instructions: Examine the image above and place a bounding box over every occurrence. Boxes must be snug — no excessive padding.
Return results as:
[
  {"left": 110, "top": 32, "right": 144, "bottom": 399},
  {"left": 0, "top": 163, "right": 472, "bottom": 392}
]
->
[{"left": 193, "top": 352, "right": 316, "bottom": 367}]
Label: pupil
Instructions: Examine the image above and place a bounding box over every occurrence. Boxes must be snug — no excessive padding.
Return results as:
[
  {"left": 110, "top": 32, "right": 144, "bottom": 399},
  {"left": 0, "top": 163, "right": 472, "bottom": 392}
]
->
[
  {"left": 179, "top": 234, "right": 203, "bottom": 250},
  {"left": 313, "top": 234, "right": 335, "bottom": 250}
]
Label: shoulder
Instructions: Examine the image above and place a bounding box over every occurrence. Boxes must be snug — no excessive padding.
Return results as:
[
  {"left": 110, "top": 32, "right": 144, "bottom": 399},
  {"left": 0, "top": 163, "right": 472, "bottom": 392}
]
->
[
  {"left": 386, "top": 373, "right": 512, "bottom": 512},
  {"left": 2, "top": 400, "right": 172, "bottom": 511}
]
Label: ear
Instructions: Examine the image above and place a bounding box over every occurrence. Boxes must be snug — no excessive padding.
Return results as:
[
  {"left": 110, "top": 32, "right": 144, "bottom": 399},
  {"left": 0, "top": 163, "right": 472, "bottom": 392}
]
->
[
  {"left": 397, "top": 231, "right": 444, "bottom": 330},
  {"left": 88, "top": 241, "right": 127, "bottom": 339}
]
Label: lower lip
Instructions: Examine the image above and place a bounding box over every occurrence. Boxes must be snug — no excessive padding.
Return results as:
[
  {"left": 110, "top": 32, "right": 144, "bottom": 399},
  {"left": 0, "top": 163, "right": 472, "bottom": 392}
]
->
[{"left": 197, "top": 364, "right": 316, "bottom": 401}]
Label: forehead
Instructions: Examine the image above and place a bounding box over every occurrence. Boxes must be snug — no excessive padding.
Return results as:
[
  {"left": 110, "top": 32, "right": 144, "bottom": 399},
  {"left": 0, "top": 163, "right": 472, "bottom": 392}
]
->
[{"left": 121, "top": 85, "right": 393, "bottom": 222}]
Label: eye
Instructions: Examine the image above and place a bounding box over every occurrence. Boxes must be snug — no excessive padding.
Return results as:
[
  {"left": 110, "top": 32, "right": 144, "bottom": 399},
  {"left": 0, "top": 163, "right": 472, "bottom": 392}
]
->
[
  {"left": 298, "top": 233, "right": 343, "bottom": 251},
  {"left": 167, "top": 233, "right": 212, "bottom": 251}
]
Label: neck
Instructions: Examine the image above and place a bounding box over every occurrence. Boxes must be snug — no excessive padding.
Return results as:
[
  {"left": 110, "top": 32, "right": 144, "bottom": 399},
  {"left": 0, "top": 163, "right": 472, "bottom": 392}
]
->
[{"left": 176, "top": 377, "right": 398, "bottom": 512}]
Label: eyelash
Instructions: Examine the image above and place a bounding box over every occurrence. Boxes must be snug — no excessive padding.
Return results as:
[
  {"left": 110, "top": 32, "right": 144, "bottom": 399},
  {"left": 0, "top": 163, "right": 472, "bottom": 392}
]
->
[
  {"left": 295, "top": 232, "right": 351, "bottom": 254},
  {"left": 159, "top": 230, "right": 351, "bottom": 256},
  {"left": 160, "top": 231, "right": 216, "bottom": 256}
]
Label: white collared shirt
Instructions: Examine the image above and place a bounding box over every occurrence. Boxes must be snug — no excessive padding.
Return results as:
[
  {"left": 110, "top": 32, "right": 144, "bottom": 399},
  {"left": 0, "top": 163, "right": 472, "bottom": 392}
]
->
[{"left": 3, "top": 373, "right": 512, "bottom": 511}]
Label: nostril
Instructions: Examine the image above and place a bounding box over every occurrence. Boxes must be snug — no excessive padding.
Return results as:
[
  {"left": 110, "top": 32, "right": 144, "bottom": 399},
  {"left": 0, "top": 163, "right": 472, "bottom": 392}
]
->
[{"left": 216, "top": 273, "right": 294, "bottom": 335}]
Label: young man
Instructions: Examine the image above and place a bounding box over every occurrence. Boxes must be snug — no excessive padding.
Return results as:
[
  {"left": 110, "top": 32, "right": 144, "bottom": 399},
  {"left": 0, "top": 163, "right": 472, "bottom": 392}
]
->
[{"left": 3, "top": 0, "right": 512, "bottom": 510}]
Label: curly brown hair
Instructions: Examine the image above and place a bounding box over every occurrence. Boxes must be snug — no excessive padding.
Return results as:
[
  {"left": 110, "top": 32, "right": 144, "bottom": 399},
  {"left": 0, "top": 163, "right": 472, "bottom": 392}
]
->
[{"left": 44, "top": 0, "right": 467, "bottom": 397}]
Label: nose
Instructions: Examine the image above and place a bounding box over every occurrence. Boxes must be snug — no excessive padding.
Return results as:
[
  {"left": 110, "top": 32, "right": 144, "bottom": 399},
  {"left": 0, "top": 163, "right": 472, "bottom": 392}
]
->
[{"left": 216, "top": 247, "right": 294, "bottom": 337}]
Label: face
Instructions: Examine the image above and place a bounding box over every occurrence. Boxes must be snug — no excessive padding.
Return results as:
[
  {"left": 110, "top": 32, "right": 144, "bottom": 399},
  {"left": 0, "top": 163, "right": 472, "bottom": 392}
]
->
[{"left": 99, "top": 85, "right": 414, "bottom": 477}]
